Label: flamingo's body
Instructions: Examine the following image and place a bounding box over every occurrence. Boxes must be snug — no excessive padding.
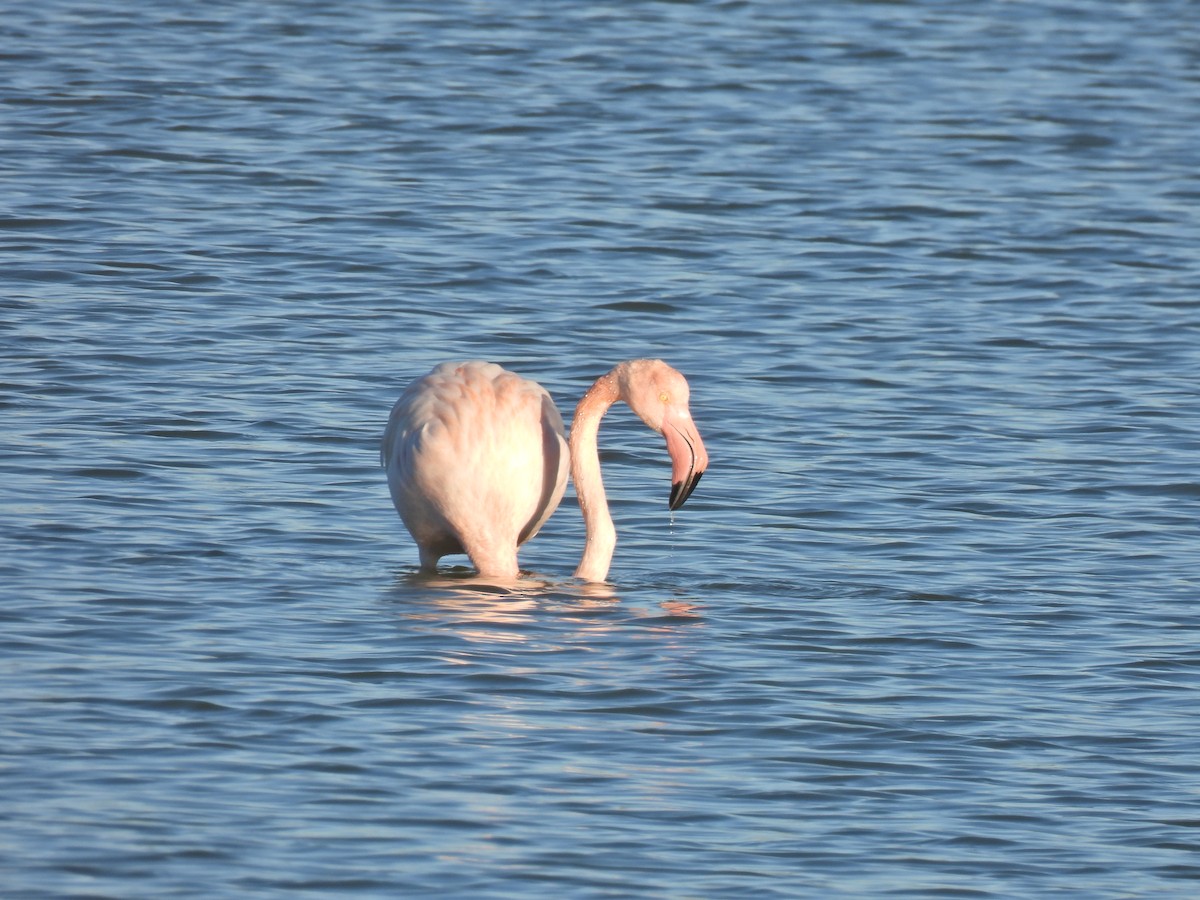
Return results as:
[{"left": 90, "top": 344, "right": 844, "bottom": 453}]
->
[
  {"left": 382, "top": 359, "right": 707, "bottom": 581},
  {"left": 381, "top": 361, "right": 568, "bottom": 579}
]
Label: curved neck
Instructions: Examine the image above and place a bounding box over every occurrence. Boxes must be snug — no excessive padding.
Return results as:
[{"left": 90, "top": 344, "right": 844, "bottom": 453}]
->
[{"left": 570, "top": 370, "right": 621, "bottom": 581}]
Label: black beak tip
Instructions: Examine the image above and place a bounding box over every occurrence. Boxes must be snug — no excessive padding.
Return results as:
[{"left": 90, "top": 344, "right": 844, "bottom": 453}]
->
[{"left": 668, "top": 470, "right": 704, "bottom": 511}]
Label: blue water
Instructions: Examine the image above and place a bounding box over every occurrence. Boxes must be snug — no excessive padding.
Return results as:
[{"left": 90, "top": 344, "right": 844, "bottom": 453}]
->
[{"left": 4, "top": 1, "right": 1199, "bottom": 896}]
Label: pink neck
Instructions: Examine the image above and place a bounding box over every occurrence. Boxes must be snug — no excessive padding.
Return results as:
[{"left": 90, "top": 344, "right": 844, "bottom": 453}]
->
[{"left": 570, "top": 369, "right": 621, "bottom": 581}]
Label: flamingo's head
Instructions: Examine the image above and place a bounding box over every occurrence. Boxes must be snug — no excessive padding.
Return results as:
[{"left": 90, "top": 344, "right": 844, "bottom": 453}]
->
[{"left": 617, "top": 359, "right": 710, "bottom": 511}]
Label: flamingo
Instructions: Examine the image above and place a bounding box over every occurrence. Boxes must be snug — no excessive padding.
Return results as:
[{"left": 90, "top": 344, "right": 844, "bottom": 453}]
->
[{"left": 381, "top": 359, "right": 708, "bottom": 581}]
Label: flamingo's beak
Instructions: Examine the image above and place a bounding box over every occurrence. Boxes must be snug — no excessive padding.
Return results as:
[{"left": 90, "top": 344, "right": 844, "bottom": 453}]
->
[{"left": 663, "top": 407, "right": 709, "bottom": 511}]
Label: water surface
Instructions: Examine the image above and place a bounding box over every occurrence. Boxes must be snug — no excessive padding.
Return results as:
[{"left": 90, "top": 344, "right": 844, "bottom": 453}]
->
[{"left": 3, "top": 1, "right": 1199, "bottom": 896}]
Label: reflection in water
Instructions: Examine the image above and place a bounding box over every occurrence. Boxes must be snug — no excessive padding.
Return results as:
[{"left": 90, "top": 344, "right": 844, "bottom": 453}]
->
[{"left": 382, "top": 567, "right": 703, "bottom": 646}]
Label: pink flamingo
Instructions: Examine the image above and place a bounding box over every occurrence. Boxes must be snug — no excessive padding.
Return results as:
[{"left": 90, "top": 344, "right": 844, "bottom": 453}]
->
[{"left": 381, "top": 359, "right": 709, "bottom": 581}]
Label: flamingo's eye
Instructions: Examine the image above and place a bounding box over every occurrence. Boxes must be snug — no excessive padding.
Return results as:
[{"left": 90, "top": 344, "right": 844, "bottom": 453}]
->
[{"left": 659, "top": 391, "right": 670, "bottom": 404}]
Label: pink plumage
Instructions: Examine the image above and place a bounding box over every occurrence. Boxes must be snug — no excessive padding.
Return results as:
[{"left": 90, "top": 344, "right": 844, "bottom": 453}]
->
[
  {"left": 383, "top": 359, "right": 708, "bottom": 581},
  {"left": 382, "top": 361, "right": 568, "bottom": 579}
]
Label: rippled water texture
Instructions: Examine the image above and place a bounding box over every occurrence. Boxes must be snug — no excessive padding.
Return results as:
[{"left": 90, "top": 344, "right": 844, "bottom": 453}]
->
[{"left": 3, "top": 1, "right": 1199, "bottom": 896}]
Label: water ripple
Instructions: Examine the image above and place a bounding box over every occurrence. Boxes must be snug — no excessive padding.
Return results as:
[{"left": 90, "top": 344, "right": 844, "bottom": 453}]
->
[{"left": 3, "top": 0, "right": 1200, "bottom": 896}]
